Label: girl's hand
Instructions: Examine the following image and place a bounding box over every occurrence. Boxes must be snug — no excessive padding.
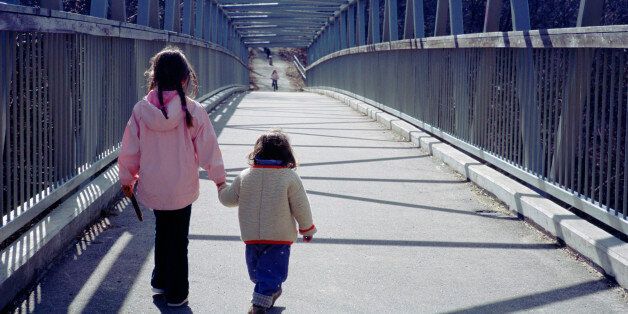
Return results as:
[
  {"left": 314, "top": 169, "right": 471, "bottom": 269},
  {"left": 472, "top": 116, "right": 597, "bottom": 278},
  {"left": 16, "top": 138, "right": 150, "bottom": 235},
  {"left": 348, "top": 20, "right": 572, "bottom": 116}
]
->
[
  {"left": 122, "top": 185, "right": 134, "bottom": 198},
  {"left": 303, "top": 235, "right": 313, "bottom": 243}
]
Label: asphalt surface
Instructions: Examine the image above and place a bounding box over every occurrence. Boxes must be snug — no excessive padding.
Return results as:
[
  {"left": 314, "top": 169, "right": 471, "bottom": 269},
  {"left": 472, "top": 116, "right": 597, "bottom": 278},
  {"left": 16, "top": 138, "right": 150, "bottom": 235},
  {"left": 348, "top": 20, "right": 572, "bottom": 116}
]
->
[{"left": 8, "top": 91, "right": 628, "bottom": 313}]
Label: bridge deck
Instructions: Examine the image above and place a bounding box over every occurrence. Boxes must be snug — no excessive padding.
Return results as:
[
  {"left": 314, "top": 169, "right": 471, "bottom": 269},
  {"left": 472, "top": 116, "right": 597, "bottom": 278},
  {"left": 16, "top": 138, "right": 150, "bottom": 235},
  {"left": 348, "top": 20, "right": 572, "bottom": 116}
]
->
[{"left": 9, "top": 92, "right": 627, "bottom": 313}]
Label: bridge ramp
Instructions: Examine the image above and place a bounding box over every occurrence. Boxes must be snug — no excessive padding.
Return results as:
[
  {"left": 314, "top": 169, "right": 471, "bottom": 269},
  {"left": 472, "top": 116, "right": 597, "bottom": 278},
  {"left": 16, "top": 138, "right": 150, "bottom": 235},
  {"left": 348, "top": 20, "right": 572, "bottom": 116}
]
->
[{"left": 8, "top": 92, "right": 627, "bottom": 313}]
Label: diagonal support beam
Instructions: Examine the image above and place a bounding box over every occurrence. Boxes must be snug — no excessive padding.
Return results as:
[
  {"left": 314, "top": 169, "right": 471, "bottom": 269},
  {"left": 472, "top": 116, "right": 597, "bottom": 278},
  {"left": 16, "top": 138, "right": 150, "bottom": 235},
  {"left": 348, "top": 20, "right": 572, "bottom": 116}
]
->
[{"left": 404, "top": 0, "right": 425, "bottom": 39}]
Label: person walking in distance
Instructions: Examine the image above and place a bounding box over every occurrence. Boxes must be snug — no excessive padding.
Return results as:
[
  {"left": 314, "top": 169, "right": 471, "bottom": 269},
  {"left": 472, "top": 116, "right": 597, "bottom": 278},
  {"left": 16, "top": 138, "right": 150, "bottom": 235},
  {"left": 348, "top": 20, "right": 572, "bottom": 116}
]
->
[
  {"left": 218, "top": 130, "right": 317, "bottom": 314},
  {"left": 271, "top": 70, "right": 279, "bottom": 91},
  {"left": 118, "top": 46, "right": 226, "bottom": 307}
]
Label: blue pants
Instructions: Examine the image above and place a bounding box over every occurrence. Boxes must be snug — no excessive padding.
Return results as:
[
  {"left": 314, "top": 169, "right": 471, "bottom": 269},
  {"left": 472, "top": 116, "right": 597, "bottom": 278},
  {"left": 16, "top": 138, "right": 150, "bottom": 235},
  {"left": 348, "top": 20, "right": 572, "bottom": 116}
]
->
[{"left": 246, "top": 244, "right": 291, "bottom": 307}]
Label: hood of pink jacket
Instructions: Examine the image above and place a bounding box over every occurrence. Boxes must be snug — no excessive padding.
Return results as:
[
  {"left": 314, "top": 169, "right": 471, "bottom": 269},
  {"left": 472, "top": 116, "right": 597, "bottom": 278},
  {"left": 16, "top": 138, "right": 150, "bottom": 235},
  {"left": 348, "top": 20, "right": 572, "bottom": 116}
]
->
[{"left": 142, "top": 90, "right": 184, "bottom": 132}]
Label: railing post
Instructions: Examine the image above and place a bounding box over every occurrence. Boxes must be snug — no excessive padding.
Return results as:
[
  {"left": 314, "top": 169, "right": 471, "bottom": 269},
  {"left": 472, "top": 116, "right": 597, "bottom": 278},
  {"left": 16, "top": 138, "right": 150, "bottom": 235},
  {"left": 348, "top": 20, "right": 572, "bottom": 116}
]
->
[
  {"left": 195, "top": 0, "right": 205, "bottom": 38},
  {"left": 483, "top": 0, "right": 502, "bottom": 32},
  {"left": 340, "top": 11, "right": 348, "bottom": 49},
  {"left": 357, "top": 0, "right": 367, "bottom": 46},
  {"left": 434, "top": 0, "right": 448, "bottom": 36},
  {"left": 449, "top": 0, "right": 463, "bottom": 35},
  {"left": 203, "top": 0, "right": 212, "bottom": 41},
  {"left": 383, "top": 0, "right": 399, "bottom": 41},
  {"left": 510, "top": 0, "right": 531, "bottom": 31},
  {"left": 577, "top": 0, "right": 604, "bottom": 27},
  {"left": 0, "top": 32, "right": 13, "bottom": 210},
  {"left": 90, "top": 0, "right": 108, "bottom": 18},
  {"left": 164, "top": 0, "right": 181, "bottom": 32},
  {"left": 368, "top": 0, "right": 381, "bottom": 44},
  {"left": 110, "top": 0, "right": 127, "bottom": 22},
  {"left": 348, "top": 4, "right": 356, "bottom": 47},
  {"left": 182, "top": 0, "right": 194, "bottom": 35},
  {"left": 404, "top": 0, "right": 425, "bottom": 39},
  {"left": 211, "top": 2, "right": 218, "bottom": 43},
  {"left": 40, "top": 0, "right": 63, "bottom": 10},
  {"left": 138, "top": 0, "right": 160, "bottom": 28}
]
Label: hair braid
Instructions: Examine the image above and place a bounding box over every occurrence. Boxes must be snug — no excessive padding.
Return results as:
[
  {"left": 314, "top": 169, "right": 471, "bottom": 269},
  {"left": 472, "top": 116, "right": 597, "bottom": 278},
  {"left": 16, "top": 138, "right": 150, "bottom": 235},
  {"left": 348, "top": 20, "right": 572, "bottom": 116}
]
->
[
  {"left": 157, "top": 86, "right": 168, "bottom": 119},
  {"left": 177, "top": 83, "right": 193, "bottom": 127}
]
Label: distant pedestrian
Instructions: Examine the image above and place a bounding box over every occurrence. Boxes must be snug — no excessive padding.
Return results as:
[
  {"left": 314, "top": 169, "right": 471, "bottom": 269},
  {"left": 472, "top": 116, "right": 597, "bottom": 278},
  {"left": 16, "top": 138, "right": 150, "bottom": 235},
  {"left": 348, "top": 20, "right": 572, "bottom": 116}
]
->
[
  {"left": 118, "top": 46, "right": 226, "bottom": 307},
  {"left": 263, "top": 47, "right": 271, "bottom": 59},
  {"left": 218, "top": 130, "right": 317, "bottom": 314},
  {"left": 271, "top": 70, "right": 279, "bottom": 91},
  {"left": 268, "top": 55, "right": 273, "bottom": 66}
]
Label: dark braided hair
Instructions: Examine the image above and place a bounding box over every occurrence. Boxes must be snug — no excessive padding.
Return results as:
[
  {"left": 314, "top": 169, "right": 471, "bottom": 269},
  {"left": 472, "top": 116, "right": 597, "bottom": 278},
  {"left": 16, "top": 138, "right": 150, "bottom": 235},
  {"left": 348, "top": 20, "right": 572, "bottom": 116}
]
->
[{"left": 146, "top": 46, "right": 198, "bottom": 128}]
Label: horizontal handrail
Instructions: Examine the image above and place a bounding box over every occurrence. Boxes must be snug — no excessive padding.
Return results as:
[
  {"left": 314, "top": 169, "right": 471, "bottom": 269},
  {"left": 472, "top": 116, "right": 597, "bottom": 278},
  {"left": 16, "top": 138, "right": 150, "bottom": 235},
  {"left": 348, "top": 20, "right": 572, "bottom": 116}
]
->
[
  {"left": 293, "top": 55, "right": 307, "bottom": 80},
  {"left": 307, "top": 25, "right": 628, "bottom": 70}
]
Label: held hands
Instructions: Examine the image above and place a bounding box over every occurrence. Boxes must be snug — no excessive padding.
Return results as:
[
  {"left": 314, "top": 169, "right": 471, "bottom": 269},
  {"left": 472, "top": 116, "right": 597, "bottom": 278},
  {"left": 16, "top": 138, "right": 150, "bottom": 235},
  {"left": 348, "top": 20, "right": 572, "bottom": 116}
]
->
[
  {"left": 216, "top": 181, "right": 227, "bottom": 191},
  {"left": 122, "top": 185, "right": 134, "bottom": 198},
  {"left": 303, "top": 235, "right": 313, "bottom": 243}
]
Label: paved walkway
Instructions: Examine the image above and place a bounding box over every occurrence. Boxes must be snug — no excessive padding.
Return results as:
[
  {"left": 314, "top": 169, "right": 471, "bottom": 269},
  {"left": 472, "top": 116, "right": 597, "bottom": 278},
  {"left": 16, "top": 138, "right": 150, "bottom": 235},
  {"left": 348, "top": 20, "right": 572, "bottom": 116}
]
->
[{"left": 9, "top": 92, "right": 628, "bottom": 313}]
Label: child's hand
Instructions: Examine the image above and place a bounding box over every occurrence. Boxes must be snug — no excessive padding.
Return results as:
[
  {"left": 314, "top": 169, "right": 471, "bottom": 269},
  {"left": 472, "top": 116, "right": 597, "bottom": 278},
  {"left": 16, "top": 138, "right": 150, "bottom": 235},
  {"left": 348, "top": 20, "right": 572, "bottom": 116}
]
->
[{"left": 303, "top": 235, "right": 313, "bottom": 243}]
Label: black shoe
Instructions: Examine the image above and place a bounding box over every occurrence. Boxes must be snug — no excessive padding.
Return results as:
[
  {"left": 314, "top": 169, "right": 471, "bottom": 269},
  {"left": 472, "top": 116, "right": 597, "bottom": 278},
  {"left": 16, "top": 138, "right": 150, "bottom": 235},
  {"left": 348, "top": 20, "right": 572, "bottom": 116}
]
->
[{"left": 166, "top": 295, "right": 188, "bottom": 307}]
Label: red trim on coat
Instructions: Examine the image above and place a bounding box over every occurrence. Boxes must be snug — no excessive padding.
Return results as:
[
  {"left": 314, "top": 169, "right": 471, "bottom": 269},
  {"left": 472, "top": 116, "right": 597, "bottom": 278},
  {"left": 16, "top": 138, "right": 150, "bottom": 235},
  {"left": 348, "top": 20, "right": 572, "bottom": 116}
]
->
[
  {"left": 251, "top": 165, "right": 288, "bottom": 169},
  {"left": 244, "top": 240, "right": 294, "bottom": 245},
  {"left": 298, "top": 224, "right": 316, "bottom": 234}
]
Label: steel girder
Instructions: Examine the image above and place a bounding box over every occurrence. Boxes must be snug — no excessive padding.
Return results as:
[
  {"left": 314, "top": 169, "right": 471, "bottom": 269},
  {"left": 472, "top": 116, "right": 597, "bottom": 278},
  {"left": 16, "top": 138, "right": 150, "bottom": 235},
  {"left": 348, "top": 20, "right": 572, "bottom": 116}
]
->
[{"left": 216, "top": 0, "right": 351, "bottom": 47}]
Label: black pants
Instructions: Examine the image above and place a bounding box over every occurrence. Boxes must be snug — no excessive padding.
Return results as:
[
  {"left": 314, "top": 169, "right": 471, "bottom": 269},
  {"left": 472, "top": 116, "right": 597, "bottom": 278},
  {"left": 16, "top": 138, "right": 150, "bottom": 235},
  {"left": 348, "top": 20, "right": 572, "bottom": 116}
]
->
[
  {"left": 152, "top": 205, "right": 191, "bottom": 300},
  {"left": 272, "top": 79, "right": 278, "bottom": 91}
]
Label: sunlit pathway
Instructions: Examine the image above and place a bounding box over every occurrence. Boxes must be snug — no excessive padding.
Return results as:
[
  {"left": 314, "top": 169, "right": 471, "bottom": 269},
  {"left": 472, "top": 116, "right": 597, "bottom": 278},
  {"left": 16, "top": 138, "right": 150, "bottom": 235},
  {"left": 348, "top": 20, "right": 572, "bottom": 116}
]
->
[{"left": 9, "top": 92, "right": 627, "bottom": 313}]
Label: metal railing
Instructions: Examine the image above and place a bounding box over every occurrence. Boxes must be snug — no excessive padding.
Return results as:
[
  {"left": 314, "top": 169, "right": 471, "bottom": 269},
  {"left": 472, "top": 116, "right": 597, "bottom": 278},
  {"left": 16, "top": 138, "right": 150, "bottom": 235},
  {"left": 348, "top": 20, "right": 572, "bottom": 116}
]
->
[
  {"left": 306, "top": 27, "right": 628, "bottom": 235},
  {"left": 293, "top": 55, "right": 307, "bottom": 80},
  {"left": 0, "top": 4, "right": 249, "bottom": 242}
]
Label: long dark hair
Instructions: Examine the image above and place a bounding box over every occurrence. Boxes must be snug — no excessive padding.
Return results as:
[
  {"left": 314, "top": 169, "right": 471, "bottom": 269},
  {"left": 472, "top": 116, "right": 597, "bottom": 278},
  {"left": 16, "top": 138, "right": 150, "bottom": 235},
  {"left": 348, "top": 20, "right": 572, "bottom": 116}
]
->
[
  {"left": 248, "top": 130, "right": 297, "bottom": 168},
  {"left": 145, "top": 46, "right": 198, "bottom": 128}
]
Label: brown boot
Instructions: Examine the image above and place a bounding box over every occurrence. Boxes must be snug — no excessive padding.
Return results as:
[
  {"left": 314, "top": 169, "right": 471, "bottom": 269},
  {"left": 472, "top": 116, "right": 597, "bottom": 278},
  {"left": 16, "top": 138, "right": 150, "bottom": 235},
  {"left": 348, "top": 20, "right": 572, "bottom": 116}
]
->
[
  {"left": 248, "top": 304, "right": 267, "bottom": 314},
  {"left": 270, "top": 288, "right": 282, "bottom": 308}
]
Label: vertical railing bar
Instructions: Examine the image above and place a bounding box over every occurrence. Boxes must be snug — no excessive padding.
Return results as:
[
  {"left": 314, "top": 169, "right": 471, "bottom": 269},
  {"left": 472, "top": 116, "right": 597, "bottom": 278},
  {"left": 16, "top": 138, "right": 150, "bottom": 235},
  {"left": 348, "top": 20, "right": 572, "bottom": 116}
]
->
[
  {"left": 599, "top": 51, "right": 609, "bottom": 205},
  {"left": 584, "top": 50, "right": 595, "bottom": 198},
  {"left": 624, "top": 82, "right": 627, "bottom": 218},
  {"left": 0, "top": 31, "right": 10, "bottom": 217},
  {"left": 18, "top": 34, "right": 26, "bottom": 212},
  {"left": 34, "top": 33, "right": 41, "bottom": 199},
  {"left": 540, "top": 50, "right": 548, "bottom": 178},
  {"left": 605, "top": 50, "right": 617, "bottom": 211},
  {"left": 615, "top": 52, "right": 625, "bottom": 214},
  {"left": 591, "top": 49, "right": 601, "bottom": 201},
  {"left": 11, "top": 34, "right": 18, "bottom": 213}
]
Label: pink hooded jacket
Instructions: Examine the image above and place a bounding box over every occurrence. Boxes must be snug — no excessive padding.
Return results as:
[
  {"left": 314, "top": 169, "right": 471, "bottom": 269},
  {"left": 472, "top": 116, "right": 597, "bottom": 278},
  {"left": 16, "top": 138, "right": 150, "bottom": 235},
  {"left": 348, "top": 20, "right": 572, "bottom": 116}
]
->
[{"left": 118, "top": 91, "right": 226, "bottom": 210}]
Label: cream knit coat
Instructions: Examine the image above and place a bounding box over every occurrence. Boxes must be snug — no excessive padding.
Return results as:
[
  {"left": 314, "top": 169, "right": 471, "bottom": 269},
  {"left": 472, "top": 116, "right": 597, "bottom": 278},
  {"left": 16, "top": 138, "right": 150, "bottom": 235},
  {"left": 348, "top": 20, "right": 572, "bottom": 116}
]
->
[{"left": 218, "top": 166, "right": 316, "bottom": 244}]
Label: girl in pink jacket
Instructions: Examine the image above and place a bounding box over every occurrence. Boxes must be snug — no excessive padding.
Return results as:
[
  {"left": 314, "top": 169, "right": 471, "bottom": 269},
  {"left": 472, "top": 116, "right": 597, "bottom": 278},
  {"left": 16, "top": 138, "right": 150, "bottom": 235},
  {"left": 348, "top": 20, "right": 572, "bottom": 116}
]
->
[{"left": 118, "top": 47, "right": 226, "bottom": 307}]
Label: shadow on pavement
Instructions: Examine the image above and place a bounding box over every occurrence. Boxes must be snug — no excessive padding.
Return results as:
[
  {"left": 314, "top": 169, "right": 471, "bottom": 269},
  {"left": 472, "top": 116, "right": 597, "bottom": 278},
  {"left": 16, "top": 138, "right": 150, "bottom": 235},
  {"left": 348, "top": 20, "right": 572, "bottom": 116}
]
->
[
  {"left": 187, "top": 234, "right": 559, "bottom": 250},
  {"left": 305, "top": 190, "right": 518, "bottom": 221},
  {"left": 444, "top": 279, "right": 613, "bottom": 313},
  {"left": 152, "top": 295, "right": 193, "bottom": 314}
]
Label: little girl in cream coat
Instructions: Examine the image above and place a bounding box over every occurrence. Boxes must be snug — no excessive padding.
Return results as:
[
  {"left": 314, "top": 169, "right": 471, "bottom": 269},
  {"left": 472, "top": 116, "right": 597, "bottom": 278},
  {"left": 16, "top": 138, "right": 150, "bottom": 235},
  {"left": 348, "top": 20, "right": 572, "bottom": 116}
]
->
[{"left": 218, "top": 130, "right": 316, "bottom": 314}]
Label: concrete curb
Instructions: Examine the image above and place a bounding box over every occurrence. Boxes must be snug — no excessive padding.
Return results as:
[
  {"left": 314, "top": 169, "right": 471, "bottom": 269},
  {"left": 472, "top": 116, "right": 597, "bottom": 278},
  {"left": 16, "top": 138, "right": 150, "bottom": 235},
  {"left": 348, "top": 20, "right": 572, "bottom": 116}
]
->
[
  {"left": 306, "top": 87, "right": 628, "bottom": 290},
  {"left": 0, "top": 89, "right": 244, "bottom": 310}
]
